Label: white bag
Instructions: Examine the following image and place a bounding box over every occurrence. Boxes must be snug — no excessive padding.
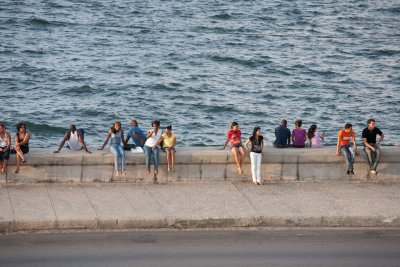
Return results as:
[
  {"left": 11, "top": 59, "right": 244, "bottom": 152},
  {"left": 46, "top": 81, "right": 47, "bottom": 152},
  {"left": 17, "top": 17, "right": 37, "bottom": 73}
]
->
[{"left": 131, "top": 147, "right": 144, "bottom": 154}]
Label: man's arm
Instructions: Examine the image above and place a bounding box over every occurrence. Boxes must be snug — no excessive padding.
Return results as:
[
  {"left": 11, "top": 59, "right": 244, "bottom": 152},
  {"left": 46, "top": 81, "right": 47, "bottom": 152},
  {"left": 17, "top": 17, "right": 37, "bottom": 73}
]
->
[
  {"left": 54, "top": 131, "right": 70, "bottom": 153},
  {"left": 78, "top": 132, "right": 91, "bottom": 154},
  {"left": 363, "top": 137, "right": 375, "bottom": 152},
  {"left": 377, "top": 132, "right": 384, "bottom": 145}
]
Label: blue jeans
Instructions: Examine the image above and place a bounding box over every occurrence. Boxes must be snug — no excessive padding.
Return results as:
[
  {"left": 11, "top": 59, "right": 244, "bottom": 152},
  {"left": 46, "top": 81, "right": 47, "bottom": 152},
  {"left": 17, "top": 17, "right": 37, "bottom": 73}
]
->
[
  {"left": 340, "top": 145, "right": 355, "bottom": 171},
  {"left": 144, "top": 145, "right": 159, "bottom": 170},
  {"left": 364, "top": 145, "right": 381, "bottom": 171},
  {"left": 110, "top": 145, "right": 125, "bottom": 172}
]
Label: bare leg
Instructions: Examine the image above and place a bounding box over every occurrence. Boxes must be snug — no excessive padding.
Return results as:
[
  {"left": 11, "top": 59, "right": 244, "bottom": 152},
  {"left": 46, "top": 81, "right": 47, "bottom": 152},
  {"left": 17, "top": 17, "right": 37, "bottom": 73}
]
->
[
  {"left": 171, "top": 150, "right": 175, "bottom": 172},
  {"left": 15, "top": 154, "right": 21, "bottom": 174},
  {"left": 0, "top": 160, "right": 3, "bottom": 173},
  {"left": 231, "top": 148, "right": 242, "bottom": 175},
  {"left": 2, "top": 160, "right": 7, "bottom": 173},
  {"left": 166, "top": 149, "right": 171, "bottom": 172},
  {"left": 13, "top": 145, "right": 26, "bottom": 162},
  {"left": 239, "top": 147, "right": 246, "bottom": 170}
]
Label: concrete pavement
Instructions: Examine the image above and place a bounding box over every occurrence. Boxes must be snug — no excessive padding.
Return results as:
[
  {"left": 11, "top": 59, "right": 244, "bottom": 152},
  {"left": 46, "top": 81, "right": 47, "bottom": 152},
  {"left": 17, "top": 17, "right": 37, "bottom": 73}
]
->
[
  {"left": 2, "top": 229, "right": 400, "bottom": 267},
  {"left": 1, "top": 181, "right": 400, "bottom": 232}
]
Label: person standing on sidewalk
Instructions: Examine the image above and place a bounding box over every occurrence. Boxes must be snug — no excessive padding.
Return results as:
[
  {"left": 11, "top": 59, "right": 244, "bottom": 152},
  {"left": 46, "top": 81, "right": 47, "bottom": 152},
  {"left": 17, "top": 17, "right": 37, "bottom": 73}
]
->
[
  {"left": 0, "top": 124, "right": 11, "bottom": 174},
  {"left": 53, "top": 124, "right": 91, "bottom": 154},
  {"left": 336, "top": 123, "right": 359, "bottom": 175},
  {"left": 273, "top": 119, "right": 291, "bottom": 148},
  {"left": 99, "top": 121, "right": 126, "bottom": 176},
  {"left": 362, "top": 119, "right": 384, "bottom": 175},
  {"left": 144, "top": 120, "right": 162, "bottom": 175},
  {"left": 244, "top": 127, "right": 264, "bottom": 185},
  {"left": 221, "top": 122, "right": 246, "bottom": 175}
]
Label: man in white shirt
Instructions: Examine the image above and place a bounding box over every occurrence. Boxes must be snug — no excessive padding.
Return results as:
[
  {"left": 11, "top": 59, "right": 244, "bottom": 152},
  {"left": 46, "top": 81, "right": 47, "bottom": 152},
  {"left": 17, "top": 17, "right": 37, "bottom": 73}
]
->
[{"left": 54, "top": 124, "right": 91, "bottom": 154}]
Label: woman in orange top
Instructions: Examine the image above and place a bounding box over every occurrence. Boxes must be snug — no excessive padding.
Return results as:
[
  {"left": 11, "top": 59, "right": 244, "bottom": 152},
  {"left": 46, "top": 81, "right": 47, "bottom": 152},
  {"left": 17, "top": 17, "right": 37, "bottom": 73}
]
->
[{"left": 336, "top": 123, "right": 358, "bottom": 175}]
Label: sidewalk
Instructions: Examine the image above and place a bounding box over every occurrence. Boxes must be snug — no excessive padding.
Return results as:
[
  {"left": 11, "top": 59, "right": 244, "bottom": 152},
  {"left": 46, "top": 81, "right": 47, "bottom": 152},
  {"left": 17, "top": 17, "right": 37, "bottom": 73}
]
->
[{"left": 1, "top": 181, "right": 400, "bottom": 233}]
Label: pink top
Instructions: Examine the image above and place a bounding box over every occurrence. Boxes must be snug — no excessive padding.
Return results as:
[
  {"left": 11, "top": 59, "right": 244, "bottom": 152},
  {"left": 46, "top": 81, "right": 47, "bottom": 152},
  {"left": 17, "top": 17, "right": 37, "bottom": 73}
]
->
[{"left": 310, "top": 131, "right": 322, "bottom": 148}]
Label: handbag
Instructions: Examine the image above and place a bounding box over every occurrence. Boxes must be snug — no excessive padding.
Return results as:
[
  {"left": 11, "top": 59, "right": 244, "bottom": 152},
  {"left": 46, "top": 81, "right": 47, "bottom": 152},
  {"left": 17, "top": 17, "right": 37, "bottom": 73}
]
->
[{"left": 131, "top": 146, "right": 144, "bottom": 154}]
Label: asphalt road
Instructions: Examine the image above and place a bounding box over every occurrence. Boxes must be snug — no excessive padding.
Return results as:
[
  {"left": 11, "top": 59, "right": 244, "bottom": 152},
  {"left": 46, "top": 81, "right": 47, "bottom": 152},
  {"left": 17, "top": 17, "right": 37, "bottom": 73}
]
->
[{"left": 0, "top": 229, "right": 399, "bottom": 267}]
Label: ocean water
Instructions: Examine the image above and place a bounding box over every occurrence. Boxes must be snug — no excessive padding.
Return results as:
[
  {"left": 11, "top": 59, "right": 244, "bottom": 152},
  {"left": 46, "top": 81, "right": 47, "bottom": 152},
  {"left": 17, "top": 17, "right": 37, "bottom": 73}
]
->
[{"left": 1, "top": 0, "right": 399, "bottom": 148}]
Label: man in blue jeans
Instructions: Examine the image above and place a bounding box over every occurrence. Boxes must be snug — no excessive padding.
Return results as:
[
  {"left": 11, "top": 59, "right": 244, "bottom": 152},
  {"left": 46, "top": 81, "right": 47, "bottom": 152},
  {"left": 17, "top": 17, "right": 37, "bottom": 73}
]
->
[
  {"left": 336, "top": 123, "right": 358, "bottom": 175},
  {"left": 362, "top": 119, "right": 384, "bottom": 175}
]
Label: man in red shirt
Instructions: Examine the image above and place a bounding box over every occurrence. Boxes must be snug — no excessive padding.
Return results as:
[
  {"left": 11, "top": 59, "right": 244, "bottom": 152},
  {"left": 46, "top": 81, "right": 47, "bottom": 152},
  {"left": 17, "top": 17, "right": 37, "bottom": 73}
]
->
[{"left": 336, "top": 123, "right": 358, "bottom": 175}]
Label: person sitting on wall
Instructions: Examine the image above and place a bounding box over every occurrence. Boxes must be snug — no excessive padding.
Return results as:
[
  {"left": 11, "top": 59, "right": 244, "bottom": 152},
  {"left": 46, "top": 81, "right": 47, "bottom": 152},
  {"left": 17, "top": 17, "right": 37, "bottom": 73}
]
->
[
  {"left": 11, "top": 122, "right": 30, "bottom": 174},
  {"left": 124, "top": 120, "right": 146, "bottom": 150},
  {"left": 362, "top": 118, "right": 384, "bottom": 175},
  {"left": 0, "top": 124, "right": 11, "bottom": 174},
  {"left": 291, "top": 120, "right": 307, "bottom": 148},
  {"left": 221, "top": 122, "right": 246, "bottom": 175},
  {"left": 273, "top": 119, "right": 291, "bottom": 148},
  {"left": 54, "top": 124, "right": 91, "bottom": 154},
  {"left": 336, "top": 123, "right": 359, "bottom": 175}
]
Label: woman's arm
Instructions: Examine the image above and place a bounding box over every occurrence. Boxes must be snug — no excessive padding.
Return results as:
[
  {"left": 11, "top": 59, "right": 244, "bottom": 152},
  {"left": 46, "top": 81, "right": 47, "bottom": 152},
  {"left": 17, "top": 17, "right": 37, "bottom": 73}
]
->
[
  {"left": 244, "top": 138, "right": 250, "bottom": 151},
  {"left": 171, "top": 136, "right": 177, "bottom": 149},
  {"left": 156, "top": 136, "right": 163, "bottom": 148},
  {"left": 99, "top": 130, "right": 111, "bottom": 150},
  {"left": 3, "top": 133, "right": 11, "bottom": 151},
  {"left": 261, "top": 140, "right": 264, "bottom": 152},
  {"left": 146, "top": 130, "right": 154, "bottom": 139},
  {"left": 221, "top": 136, "right": 229, "bottom": 150}
]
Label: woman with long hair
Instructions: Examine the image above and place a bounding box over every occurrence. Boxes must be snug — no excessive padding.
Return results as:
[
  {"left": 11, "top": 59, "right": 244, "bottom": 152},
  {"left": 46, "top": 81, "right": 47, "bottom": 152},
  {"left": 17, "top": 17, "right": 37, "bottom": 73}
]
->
[
  {"left": 99, "top": 121, "right": 126, "bottom": 176},
  {"left": 12, "top": 122, "right": 30, "bottom": 174},
  {"left": 245, "top": 127, "right": 264, "bottom": 185},
  {"left": 308, "top": 124, "right": 324, "bottom": 148},
  {"left": 221, "top": 122, "right": 246, "bottom": 175}
]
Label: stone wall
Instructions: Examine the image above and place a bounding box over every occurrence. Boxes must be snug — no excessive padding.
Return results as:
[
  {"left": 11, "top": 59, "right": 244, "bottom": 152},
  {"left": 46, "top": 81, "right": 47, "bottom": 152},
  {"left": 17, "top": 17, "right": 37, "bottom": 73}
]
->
[{"left": 1, "top": 147, "right": 399, "bottom": 185}]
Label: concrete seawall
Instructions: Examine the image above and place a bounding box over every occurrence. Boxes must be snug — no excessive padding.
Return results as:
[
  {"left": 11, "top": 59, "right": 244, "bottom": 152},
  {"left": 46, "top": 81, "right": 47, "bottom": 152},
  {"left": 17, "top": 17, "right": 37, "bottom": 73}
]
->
[{"left": 1, "top": 147, "right": 399, "bottom": 185}]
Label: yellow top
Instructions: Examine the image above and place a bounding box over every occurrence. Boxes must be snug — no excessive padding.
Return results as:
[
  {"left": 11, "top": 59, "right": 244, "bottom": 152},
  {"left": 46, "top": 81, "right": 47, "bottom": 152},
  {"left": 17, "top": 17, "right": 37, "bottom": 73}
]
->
[{"left": 162, "top": 132, "right": 176, "bottom": 147}]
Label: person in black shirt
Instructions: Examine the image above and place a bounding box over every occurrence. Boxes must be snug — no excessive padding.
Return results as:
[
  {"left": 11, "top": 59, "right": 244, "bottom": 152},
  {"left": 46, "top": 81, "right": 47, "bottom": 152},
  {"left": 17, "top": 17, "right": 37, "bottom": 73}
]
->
[
  {"left": 362, "top": 119, "right": 384, "bottom": 174},
  {"left": 245, "top": 127, "right": 264, "bottom": 185}
]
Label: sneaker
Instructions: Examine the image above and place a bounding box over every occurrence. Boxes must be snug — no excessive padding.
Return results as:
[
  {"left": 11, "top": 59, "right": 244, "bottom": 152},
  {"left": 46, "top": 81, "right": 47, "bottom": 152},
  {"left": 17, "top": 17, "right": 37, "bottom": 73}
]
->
[
  {"left": 370, "top": 170, "right": 376, "bottom": 175},
  {"left": 346, "top": 170, "right": 351, "bottom": 175},
  {"left": 350, "top": 170, "right": 354, "bottom": 175}
]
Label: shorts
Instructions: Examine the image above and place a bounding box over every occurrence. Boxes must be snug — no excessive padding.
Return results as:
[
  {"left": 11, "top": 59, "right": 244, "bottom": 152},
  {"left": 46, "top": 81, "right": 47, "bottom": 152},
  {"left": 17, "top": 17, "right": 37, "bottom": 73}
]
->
[
  {"left": 163, "top": 147, "right": 176, "bottom": 152},
  {"left": 231, "top": 144, "right": 244, "bottom": 149},
  {"left": 0, "top": 148, "right": 10, "bottom": 161}
]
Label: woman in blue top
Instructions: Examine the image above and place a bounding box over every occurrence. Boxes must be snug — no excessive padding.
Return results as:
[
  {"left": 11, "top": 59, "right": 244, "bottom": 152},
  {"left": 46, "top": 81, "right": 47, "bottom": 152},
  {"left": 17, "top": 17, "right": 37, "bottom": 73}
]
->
[{"left": 99, "top": 121, "right": 126, "bottom": 176}]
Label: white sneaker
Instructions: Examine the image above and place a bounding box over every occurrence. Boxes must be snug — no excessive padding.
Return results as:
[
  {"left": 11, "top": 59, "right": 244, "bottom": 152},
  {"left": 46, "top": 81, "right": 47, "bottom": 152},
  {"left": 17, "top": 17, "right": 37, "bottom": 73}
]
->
[{"left": 370, "top": 170, "right": 376, "bottom": 175}]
